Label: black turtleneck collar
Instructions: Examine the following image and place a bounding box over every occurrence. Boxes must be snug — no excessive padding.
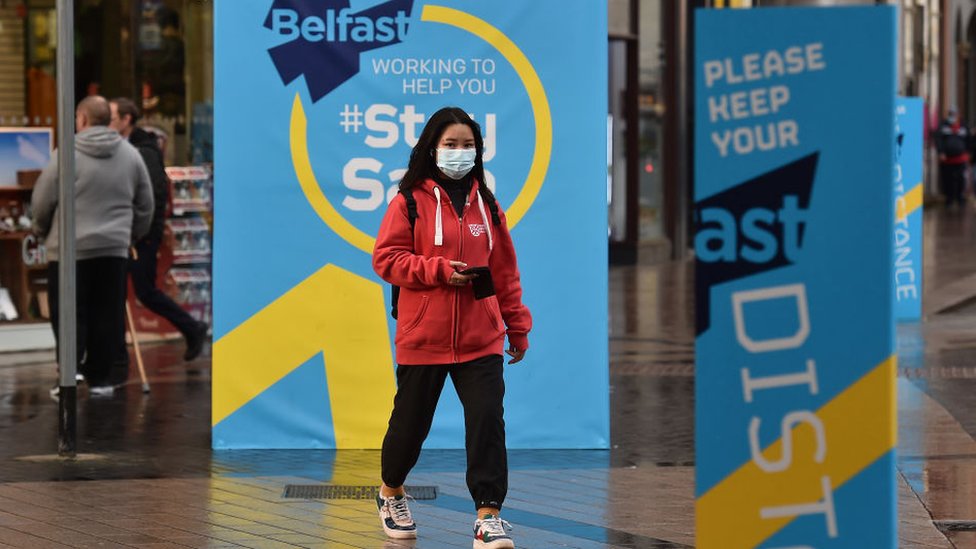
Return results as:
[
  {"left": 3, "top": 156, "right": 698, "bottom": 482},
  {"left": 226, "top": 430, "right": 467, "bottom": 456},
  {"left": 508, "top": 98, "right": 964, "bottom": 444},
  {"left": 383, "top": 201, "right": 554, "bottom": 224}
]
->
[{"left": 432, "top": 171, "right": 472, "bottom": 217}]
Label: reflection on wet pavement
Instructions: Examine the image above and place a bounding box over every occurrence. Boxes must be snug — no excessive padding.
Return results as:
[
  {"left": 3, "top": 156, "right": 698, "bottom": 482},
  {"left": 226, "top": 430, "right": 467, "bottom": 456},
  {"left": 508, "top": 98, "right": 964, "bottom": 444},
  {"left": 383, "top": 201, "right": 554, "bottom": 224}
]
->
[{"left": 894, "top": 206, "right": 976, "bottom": 549}]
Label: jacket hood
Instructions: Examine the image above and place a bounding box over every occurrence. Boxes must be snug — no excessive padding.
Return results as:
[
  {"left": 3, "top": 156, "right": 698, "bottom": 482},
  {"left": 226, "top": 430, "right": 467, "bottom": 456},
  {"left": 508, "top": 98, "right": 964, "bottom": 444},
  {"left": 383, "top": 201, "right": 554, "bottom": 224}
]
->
[
  {"left": 415, "top": 178, "right": 439, "bottom": 197},
  {"left": 76, "top": 126, "right": 123, "bottom": 158},
  {"left": 415, "top": 178, "right": 494, "bottom": 251}
]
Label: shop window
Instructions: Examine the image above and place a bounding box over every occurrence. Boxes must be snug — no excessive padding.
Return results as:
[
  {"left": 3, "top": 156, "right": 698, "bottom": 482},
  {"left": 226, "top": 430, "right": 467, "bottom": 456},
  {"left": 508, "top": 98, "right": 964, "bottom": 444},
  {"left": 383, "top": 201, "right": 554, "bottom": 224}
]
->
[
  {"left": 137, "top": 0, "right": 212, "bottom": 166},
  {"left": 638, "top": 1, "right": 665, "bottom": 243}
]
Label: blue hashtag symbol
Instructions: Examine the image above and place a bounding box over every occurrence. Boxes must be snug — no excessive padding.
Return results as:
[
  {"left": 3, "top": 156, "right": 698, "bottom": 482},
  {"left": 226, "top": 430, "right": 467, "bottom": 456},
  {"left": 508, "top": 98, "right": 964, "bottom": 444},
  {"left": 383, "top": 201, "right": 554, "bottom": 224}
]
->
[{"left": 340, "top": 104, "right": 363, "bottom": 134}]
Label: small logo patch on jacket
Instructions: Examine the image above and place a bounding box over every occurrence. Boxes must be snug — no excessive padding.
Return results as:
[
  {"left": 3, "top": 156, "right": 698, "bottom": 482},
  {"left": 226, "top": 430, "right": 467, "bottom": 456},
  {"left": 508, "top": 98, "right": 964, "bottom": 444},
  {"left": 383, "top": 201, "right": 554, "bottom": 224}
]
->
[{"left": 469, "top": 224, "right": 486, "bottom": 237}]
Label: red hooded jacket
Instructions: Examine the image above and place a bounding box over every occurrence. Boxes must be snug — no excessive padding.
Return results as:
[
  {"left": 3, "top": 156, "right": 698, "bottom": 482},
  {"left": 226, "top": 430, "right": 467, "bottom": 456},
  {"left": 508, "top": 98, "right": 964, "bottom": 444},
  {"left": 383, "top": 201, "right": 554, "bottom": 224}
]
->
[{"left": 373, "top": 178, "right": 532, "bottom": 365}]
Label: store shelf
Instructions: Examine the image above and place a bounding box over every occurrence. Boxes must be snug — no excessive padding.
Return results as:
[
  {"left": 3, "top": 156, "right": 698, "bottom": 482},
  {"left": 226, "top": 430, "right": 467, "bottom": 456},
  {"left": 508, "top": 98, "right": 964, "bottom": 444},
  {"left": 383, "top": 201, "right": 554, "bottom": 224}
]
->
[
  {"left": 0, "top": 229, "right": 46, "bottom": 324},
  {"left": 0, "top": 321, "right": 55, "bottom": 352},
  {"left": 0, "top": 318, "right": 44, "bottom": 326},
  {"left": 126, "top": 165, "right": 214, "bottom": 335},
  {"left": 0, "top": 231, "right": 31, "bottom": 240}
]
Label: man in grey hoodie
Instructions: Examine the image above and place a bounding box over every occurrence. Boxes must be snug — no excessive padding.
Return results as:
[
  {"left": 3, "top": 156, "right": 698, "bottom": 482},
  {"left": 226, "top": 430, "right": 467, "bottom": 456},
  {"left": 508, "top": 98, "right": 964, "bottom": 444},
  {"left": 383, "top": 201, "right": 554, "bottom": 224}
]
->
[{"left": 32, "top": 95, "right": 154, "bottom": 397}]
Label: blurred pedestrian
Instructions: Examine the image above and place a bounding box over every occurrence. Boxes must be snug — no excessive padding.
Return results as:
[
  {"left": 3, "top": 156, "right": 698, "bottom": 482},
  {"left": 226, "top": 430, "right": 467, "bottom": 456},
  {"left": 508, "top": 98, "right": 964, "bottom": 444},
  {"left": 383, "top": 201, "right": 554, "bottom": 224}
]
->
[
  {"left": 372, "top": 107, "right": 532, "bottom": 548},
  {"left": 934, "top": 106, "right": 970, "bottom": 208},
  {"left": 32, "top": 96, "right": 154, "bottom": 397},
  {"left": 110, "top": 97, "right": 208, "bottom": 360}
]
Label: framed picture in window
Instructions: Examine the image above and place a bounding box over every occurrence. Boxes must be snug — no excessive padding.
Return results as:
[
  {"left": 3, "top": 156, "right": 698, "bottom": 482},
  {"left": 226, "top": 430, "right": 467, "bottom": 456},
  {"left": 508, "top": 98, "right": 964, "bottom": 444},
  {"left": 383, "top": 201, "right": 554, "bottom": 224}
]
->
[{"left": 0, "top": 127, "right": 53, "bottom": 187}]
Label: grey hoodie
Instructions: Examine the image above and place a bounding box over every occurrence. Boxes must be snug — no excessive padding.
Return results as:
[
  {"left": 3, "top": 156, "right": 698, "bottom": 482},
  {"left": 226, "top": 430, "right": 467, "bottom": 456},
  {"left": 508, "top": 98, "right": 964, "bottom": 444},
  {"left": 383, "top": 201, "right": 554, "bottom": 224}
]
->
[{"left": 31, "top": 126, "right": 154, "bottom": 261}]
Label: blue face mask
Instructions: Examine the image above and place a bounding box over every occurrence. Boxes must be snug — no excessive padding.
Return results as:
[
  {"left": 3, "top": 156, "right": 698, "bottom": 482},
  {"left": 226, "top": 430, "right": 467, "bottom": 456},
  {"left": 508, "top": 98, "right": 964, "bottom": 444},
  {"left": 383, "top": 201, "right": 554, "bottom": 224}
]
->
[{"left": 436, "top": 148, "right": 477, "bottom": 179}]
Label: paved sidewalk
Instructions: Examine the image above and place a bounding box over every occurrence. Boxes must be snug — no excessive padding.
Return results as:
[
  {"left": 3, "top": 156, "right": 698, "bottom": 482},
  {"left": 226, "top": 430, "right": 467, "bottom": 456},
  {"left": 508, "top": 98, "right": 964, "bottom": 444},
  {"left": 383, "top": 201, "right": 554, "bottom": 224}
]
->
[{"left": 0, "top": 447, "right": 950, "bottom": 548}]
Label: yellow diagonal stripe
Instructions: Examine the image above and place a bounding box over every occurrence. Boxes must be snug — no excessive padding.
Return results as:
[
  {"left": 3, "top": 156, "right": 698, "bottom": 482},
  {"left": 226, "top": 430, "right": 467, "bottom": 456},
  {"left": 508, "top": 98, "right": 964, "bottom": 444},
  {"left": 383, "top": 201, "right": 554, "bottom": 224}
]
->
[
  {"left": 896, "top": 183, "right": 923, "bottom": 222},
  {"left": 213, "top": 264, "right": 396, "bottom": 448},
  {"left": 713, "top": 0, "right": 752, "bottom": 8},
  {"left": 697, "top": 356, "right": 896, "bottom": 548}
]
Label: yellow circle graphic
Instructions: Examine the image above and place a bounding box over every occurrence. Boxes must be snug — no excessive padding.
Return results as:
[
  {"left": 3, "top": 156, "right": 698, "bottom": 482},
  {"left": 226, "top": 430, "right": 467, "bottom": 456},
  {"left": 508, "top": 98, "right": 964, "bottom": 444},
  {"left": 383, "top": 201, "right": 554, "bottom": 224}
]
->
[{"left": 290, "top": 4, "right": 554, "bottom": 254}]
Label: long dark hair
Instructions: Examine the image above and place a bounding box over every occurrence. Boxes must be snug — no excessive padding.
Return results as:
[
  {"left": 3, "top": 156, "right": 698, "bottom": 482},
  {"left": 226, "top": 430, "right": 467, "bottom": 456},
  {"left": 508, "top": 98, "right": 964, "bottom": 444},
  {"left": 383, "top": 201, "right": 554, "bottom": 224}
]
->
[{"left": 399, "top": 107, "right": 485, "bottom": 191}]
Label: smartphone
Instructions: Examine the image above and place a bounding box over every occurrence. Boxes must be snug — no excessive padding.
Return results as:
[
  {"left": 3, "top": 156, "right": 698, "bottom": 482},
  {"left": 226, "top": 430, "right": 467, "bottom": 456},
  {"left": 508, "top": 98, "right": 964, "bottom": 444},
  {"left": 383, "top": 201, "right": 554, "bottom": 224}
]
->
[{"left": 458, "top": 266, "right": 494, "bottom": 299}]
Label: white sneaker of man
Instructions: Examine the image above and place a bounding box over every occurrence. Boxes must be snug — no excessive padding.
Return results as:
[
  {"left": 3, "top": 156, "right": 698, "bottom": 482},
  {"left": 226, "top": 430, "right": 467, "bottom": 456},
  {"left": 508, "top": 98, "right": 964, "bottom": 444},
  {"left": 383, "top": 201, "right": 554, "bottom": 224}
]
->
[{"left": 88, "top": 385, "right": 115, "bottom": 398}]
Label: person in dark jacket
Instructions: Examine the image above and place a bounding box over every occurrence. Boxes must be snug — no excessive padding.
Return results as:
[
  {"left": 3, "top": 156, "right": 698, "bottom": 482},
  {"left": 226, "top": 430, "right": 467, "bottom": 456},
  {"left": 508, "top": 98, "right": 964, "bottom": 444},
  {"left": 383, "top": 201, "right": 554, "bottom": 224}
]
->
[
  {"left": 934, "top": 106, "right": 971, "bottom": 208},
  {"left": 111, "top": 97, "right": 207, "bottom": 360}
]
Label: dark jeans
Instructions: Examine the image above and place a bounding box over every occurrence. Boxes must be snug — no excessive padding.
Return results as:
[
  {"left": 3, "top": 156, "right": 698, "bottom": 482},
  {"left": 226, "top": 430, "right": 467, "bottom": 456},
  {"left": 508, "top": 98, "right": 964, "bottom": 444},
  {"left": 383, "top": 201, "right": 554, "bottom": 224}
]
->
[
  {"left": 381, "top": 354, "right": 507, "bottom": 511},
  {"left": 130, "top": 236, "right": 197, "bottom": 337},
  {"left": 48, "top": 258, "right": 129, "bottom": 386},
  {"left": 940, "top": 162, "right": 966, "bottom": 206}
]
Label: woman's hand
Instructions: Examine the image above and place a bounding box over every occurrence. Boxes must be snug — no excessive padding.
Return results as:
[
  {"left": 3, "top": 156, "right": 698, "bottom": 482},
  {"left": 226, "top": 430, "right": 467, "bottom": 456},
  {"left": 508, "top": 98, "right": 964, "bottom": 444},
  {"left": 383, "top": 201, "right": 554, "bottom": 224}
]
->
[
  {"left": 506, "top": 346, "right": 526, "bottom": 364},
  {"left": 448, "top": 261, "right": 476, "bottom": 286}
]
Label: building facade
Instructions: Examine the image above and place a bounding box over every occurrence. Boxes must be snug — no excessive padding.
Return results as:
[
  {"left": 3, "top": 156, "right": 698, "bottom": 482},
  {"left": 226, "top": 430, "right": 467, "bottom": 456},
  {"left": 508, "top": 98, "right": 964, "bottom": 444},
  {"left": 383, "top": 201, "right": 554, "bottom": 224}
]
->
[{"left": 604, "top": 0, "right": 953, "bottom": 264}]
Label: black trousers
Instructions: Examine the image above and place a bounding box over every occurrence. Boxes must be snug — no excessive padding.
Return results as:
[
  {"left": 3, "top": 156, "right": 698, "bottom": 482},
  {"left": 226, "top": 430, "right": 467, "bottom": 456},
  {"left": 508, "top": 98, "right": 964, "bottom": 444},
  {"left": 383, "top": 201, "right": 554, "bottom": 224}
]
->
[
  {"left": 381, "top": 354, "right": 507, "bottom": 511},
  {"left": 130, "top": 236, "right": 197, "bottom": 337},
  {"left": 48, "top": 258, "right": 129, "bottom": 386},
  {"left": 940, "top": 163, "right": 966, "bottom": 206}
]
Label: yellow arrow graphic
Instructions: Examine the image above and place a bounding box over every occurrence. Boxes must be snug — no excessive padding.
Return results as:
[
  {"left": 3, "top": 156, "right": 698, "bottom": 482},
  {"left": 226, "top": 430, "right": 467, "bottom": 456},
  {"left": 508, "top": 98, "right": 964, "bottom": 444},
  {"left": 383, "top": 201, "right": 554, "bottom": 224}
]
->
[{"left": 213, "top": 264, "right": 396, "bottom": 448}]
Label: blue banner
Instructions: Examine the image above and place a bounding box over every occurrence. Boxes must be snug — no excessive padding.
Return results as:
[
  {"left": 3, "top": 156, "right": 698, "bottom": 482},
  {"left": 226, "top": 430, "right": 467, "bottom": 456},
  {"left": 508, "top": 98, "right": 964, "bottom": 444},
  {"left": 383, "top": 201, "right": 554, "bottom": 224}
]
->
[
  {"left": 212, "top": 0, "right": 608, "bottom": 449},
  {"left": 894, "top": 97, "right": 923, "bottom": 321},
  {"left": 694, "top": 7, "right": 897, "bottom": 547}
]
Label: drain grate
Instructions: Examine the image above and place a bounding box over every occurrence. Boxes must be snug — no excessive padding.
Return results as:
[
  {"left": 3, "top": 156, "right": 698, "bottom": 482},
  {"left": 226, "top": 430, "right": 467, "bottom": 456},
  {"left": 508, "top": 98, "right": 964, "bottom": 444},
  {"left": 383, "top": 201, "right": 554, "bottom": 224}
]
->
[
  {"left": 282, "top": 485, "right": 438, "bottom": 500},
  {"left": 611, "top": 361, "right": 695, "bottom": 377},
  {"left": 899, "top": 366, "right": 976, "bottom": 379},
  {"left": 934, "top": 520, "right": 976, "bottom": 532}
]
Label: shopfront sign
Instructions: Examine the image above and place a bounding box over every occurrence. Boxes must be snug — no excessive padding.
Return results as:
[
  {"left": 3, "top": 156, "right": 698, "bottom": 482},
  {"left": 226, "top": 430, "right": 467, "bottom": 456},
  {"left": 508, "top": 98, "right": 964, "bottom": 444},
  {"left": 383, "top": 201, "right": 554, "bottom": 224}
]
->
[
  {"left": 694, "top": 7, "right": 897, "bottom": 547},
  {"left": 212, "top": 0, "right": 608, "bottom": 449},
  {"left": 894, "top": 97, "right": 923, "bottom": 321}
]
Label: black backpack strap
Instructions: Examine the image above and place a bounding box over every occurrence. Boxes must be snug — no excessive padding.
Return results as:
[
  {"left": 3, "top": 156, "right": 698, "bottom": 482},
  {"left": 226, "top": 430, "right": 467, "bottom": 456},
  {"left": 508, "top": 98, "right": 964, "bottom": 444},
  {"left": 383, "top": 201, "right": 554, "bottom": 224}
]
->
[
  {"left": 401, "top": 187, "right": 418, "bottom": 229},
  {"left": 391, "top": 188, "right": 418, "bottom": 320},
  {"left": 391, "top": 285, "right": 401, "bottom": 319},
  {"left": 477, "top": 184, "right": 501, "bottom": 225}
]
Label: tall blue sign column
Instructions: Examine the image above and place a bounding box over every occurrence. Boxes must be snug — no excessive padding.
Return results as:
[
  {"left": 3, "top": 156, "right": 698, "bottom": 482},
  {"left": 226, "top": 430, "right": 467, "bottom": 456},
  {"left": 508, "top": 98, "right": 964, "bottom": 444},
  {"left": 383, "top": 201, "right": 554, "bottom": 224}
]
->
[
  {"left": 694, "top": 7, "right": 898, "bottom": 547},
  {"left": 894, "top": 97, "right": 923, "bottom": 321}
]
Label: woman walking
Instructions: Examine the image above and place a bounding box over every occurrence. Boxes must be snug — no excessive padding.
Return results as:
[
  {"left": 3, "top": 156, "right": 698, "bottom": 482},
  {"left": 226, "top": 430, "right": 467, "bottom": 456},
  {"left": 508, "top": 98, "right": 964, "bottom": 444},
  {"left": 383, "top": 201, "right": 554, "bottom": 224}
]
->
[{"left": 372, "top": 107, "right": 532, "bottom": 549}]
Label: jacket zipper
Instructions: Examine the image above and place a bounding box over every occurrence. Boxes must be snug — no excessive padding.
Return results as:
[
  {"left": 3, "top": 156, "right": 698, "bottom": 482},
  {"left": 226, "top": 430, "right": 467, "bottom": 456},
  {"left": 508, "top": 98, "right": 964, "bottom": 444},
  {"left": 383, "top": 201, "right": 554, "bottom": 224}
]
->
[{"left": 452, "top": 194, "right": 472, "bottom": 364}]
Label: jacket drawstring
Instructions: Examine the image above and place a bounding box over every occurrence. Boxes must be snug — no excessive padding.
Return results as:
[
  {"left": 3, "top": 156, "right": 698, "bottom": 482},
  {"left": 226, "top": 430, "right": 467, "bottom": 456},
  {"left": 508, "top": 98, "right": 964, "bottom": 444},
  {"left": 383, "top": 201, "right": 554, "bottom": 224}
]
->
[
  {"left": 433, "top": 186, "right": 444, "bottom": 246},
  {"left": 476, "top": 190, "right": 494, "bottom": 251}
]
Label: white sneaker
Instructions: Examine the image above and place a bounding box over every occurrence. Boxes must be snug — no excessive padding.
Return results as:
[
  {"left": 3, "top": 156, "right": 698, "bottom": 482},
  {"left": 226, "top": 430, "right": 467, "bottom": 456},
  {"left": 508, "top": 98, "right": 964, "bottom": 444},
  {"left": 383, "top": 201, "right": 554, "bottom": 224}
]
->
[
  {"left": 88, "top": 385, "right": 115, "bottom": 398},
  {"left": 473, "top": 514, "right": 514, "bottom": 548},
  {"left": 376, "top": 492, "right": 417, "bottom": 539}
]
